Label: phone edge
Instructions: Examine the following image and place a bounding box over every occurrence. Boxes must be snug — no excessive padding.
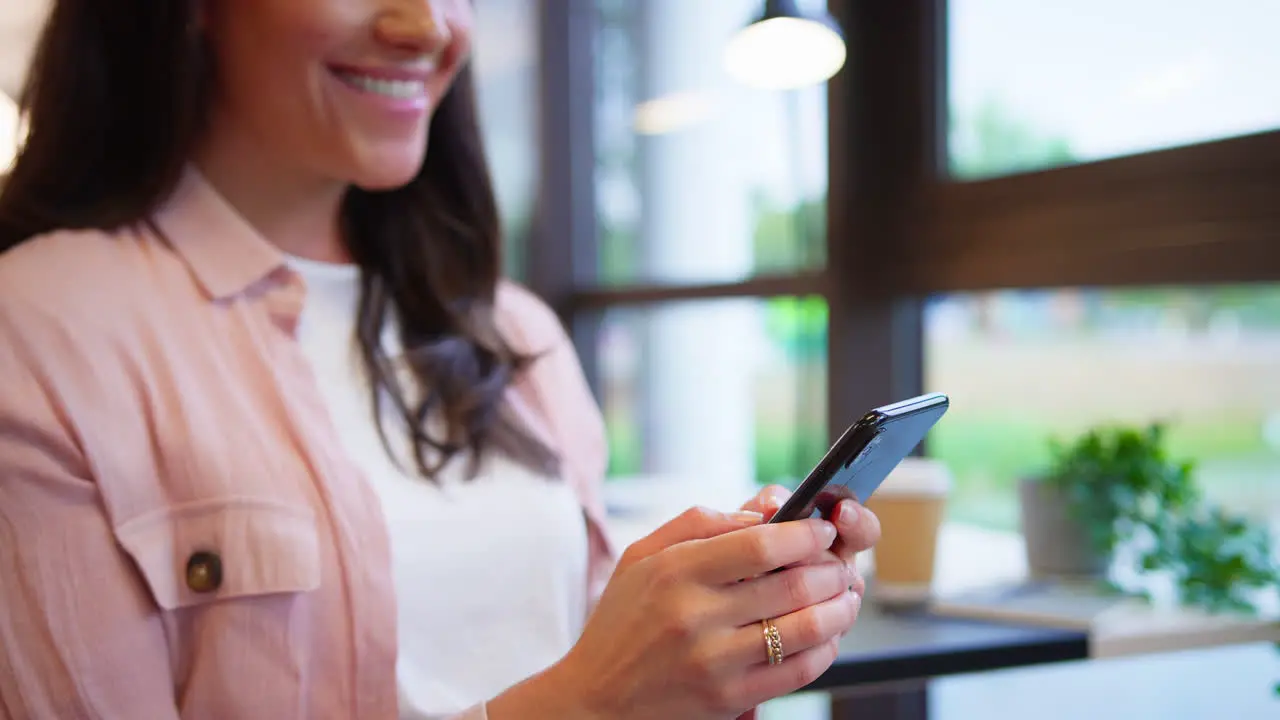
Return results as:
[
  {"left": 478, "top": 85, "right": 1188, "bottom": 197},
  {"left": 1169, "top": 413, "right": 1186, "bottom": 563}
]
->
[{"left": 765, "top": 393, "right": 950, "bottom": 524}]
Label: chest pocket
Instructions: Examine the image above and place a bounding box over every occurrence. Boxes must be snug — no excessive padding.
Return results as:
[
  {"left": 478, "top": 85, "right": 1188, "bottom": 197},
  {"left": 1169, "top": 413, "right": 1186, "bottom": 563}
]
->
[{"left": 114, "top": 498, "right": 321, "bottom": 610}]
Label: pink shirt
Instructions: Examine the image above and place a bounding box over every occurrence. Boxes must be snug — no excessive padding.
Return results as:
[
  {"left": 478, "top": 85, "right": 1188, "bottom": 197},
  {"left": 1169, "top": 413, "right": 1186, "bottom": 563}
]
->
[{"left": 0, "top": 169, "right": 616, "bottom": 719}]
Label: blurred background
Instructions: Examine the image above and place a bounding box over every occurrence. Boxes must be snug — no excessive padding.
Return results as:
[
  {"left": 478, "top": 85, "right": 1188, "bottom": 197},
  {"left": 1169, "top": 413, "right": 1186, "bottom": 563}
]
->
[
  {"left": 488, "top": 1, "right": 1280, "bottom": 716},
  {"left": 5, "top": 0, "right": 1274, "bottom": 532},
  {"left": 2, "top": 0, "right": 1278, "bottom": 717}
]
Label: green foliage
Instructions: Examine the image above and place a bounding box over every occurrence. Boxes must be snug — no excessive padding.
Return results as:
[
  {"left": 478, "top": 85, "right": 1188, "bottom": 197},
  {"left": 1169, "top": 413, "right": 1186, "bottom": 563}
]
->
[
  {"left": 754, "top": 418, "right": 828, "bottom": 488},
  {"left": 762, "top": 297, "right": 827, "bottom": 361},
  {"left": 501, "top": 218, "right": 530, "bottom": 282},
  {"left": 1169, "top": 507, "right": 1278, "bottom": 613},
  {"left": 1275, "top": 644, "right": 1280, "bottom": 696},
  {"left": 598, "top": 223, "right": 637, "bottom": 285},
  {"left": 949, "top": 99, "right": 1077, "bottom": 180},
  {"left": 1047, "top": 425, "right": 1199, "bottom": 558},
  {"left": 751, "top": 196, "right": 826, "bottom": 271},
  {"left": 1047, "top": 424, "right": 1280, "bottom": 615},
  {"left": 604, "top": 413, "right": 642, "bottom": 478},
  {"left": 1100, "top": 286, "right": 1280, "bottom": 331}
]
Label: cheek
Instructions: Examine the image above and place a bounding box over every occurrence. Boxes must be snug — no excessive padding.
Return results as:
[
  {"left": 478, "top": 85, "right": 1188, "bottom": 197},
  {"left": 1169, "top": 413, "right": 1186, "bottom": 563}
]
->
[
  {"left": 232, "top": 59, "right": 335, "bottom": 168},
  {"left": 221, "top": 51, "right": 314, "bottom": 124},
  {"left": 208, "top": 7, "right": 353, "bottom": 159},
  {"left": 451, "top": 0, "right": 475, "bottom": 37},
  {"left": 448, "top": 2, "right": 476, "bottom": 67}
]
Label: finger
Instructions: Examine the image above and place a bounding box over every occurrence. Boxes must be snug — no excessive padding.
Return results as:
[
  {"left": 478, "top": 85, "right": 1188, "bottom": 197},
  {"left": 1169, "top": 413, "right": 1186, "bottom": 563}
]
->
[
  {"left": 677, "top": 518, "right": 838, "bottom": 584},
  {"left": 739, "top": 484, "right": 791, "bottom": 521},
  {"left": 787, "top": 550, "right": 865, "bottom": 599},
  {"left": 780, "top": 554, "right": 864, "bottom": 608},
  {"left": 721, "top": 586, "right": 860, "bottom": 668},
  {"left": 624, "top": 506, "right": 764, "bottom": 565},
  {"left": 830, "top": 501, "right": 881, "bottom": 561},
  {"left": 730, "top": 637, "right": 842, "bottom": 709},
  {"left": 721, "top": 559, "right": 855, "bottom": 626},
  {"left": 848, "top": 568, "right": 866, "bottom": 600},
  {"left": 779, "top": 546, "right": 840, "bottom": 571}
]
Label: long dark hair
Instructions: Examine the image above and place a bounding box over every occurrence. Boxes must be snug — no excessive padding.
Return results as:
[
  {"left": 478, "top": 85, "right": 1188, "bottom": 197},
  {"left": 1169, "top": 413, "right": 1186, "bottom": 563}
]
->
[{"left": 0, "top": 1, "right": 559, "bottom": 480}]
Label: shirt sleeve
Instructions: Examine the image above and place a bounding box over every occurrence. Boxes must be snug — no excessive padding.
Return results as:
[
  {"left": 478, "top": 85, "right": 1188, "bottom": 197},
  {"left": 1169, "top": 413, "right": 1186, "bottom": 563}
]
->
[{"left": 0, "top": 302, "right": 180, "bottom": 720}]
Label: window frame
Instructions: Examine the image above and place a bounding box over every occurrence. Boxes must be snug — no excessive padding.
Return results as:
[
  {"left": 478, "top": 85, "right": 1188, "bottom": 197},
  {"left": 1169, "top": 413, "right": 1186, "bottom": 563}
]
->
[{"left": 525, "top": 0, "right": 1280, "bottom": 452}]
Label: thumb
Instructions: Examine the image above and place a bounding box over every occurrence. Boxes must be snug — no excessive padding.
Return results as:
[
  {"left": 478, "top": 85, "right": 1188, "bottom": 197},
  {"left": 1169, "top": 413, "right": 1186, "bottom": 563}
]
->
[{"left": 626, "top": 506, "right": 764, "bottom": 562}]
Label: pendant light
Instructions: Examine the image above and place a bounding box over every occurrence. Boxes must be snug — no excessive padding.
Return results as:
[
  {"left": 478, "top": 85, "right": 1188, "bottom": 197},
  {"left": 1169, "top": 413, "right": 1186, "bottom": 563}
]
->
[{"left": 724, "top": 0, "right": 847, "bottom": 90}]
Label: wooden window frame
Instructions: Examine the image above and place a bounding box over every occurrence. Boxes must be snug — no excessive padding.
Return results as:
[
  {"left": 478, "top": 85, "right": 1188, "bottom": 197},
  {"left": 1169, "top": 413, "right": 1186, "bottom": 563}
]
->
[{"left": 526, "top": 0, "right": 1280, "bottom": 448}]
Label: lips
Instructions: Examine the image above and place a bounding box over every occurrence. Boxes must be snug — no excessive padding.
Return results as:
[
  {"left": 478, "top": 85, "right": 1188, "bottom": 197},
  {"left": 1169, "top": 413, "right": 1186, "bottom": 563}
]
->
[{"left": 327, "top": 57, "right": 442, "bottom": 100}]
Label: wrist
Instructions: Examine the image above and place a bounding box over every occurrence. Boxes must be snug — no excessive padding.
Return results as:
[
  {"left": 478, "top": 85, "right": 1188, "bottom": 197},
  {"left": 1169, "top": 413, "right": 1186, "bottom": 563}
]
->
[{"left": 486, "top": 653, "right": 611, "bottom": 720}]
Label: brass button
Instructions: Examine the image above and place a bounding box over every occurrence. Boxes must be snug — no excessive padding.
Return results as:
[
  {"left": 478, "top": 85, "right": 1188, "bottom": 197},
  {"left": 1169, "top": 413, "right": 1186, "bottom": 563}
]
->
[{"left": 185, "top": 551, "right": 223, "bottom": 594}]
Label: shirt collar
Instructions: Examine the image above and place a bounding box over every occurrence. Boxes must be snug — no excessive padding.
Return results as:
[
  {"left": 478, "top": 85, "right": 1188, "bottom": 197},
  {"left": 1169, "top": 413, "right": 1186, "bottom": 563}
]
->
[{"left": 151, "top": 166, "right": 290, "bottom": 301}]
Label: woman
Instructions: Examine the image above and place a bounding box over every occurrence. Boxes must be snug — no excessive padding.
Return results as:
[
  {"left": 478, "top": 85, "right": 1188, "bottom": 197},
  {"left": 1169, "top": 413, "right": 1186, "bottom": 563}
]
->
[{"left": 0, "top": 1, "right": 879, "bottom": 718}]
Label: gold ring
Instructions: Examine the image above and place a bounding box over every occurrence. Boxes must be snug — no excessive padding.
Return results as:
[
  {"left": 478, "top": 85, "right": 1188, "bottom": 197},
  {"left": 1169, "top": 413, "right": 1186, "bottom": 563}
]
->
[{"left": 761, "top": 618, "right": 784, "bottom": 665}]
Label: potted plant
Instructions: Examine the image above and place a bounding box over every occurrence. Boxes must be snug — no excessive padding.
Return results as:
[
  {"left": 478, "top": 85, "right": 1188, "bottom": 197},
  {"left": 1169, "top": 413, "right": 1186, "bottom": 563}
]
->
[
  {"left": 1020, "top": 423, "right": 1278, "bottom": 615},
  {"left": 1019, "top": 424, "right": 1194, "bottom": 579}
]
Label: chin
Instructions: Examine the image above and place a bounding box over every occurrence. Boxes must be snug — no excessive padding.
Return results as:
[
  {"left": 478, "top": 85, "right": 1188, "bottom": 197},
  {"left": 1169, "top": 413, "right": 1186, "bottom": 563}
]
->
[
  {"left": 348, "top": 142, "right": 429, "bottom": 192},
  {"left": 350, "top": 161, "right": 422, "bottom": 192}
]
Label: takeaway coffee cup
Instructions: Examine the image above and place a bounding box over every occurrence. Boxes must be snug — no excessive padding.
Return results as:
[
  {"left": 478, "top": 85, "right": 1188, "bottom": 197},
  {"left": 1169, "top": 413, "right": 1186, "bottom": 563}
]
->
[{"left": 864, "top": 457, "right": 951, "bottom": 605}]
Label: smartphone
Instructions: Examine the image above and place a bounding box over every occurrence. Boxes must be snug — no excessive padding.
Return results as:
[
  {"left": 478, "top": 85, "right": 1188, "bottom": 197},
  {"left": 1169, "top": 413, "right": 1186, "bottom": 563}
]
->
[{"left": 768, "top": 392, "right": 950, "bottom": 524}]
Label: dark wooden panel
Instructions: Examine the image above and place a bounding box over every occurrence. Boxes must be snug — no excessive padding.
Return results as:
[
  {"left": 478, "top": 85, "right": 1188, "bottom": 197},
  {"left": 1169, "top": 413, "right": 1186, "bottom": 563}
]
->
[
  {"left": 823, "top": 0, "right": 938, "bottom": 435},
  {"left": 530, "top": 0, "right": 599, "bottom": 314},
  {"left": 830, "top": 683, "right": 929, "bottom": 720},
  {"left": 904, "top": 129, "right": 1280, "bottom": 292},
  {"left": 824, "top": 681, "right": 926, "bottom": 717},
  {"left": 807, "top": 606, "right": 1089, "bottom": 693},
  {"left": 533, "top": 0, "right": 603, "bottom": 397}
]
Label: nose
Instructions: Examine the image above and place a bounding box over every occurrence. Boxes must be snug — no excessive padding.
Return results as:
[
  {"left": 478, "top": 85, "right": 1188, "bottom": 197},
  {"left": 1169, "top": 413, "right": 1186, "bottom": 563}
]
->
[{"left": 375, "top": 2, "right": 451, "bottom": 56}]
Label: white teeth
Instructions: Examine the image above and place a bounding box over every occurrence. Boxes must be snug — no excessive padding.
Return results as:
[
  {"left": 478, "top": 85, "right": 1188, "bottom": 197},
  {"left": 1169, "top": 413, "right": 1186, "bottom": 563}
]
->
[{"left": 337, "top": 72, "right": 425, "bottom": 99}]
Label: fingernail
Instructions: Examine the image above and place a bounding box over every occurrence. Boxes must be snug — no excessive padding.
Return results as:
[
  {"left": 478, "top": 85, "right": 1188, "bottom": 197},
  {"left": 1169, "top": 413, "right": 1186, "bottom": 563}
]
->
[
  {"left": 726, "top": 510, "right": 765, "bottom": 525},
  {"left": 817, "top": 519, "right": 838, "bottom": 542},
  {"left": 838, "top": 501, "right": 860, "bottom": 527}
]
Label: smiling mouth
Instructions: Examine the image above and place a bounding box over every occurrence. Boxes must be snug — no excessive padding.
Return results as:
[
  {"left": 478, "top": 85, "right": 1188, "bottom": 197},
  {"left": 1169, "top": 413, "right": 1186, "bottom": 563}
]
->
[{"left": 332, "top": 70, "right": 428, "bottom": 100}]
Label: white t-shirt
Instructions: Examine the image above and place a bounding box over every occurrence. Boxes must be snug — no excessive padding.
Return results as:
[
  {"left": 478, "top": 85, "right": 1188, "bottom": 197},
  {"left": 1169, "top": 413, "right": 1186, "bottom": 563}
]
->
[{"left": 285, "top": 255, "right": 589, "bottom": 718}]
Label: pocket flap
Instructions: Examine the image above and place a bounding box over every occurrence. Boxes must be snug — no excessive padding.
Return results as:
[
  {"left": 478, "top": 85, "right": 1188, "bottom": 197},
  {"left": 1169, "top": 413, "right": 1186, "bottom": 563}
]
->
[{"left": 115, "top": 498, "right": 322, "bottom": 610}]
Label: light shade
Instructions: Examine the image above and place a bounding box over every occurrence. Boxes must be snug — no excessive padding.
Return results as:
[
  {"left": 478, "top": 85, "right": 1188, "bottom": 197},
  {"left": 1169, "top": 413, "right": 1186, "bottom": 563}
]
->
[
  {"left": 724, "top": 0, "right": 846, "bottom": 90},
  {"left": 0, "top": 92, "right": 19, "bottom": 173}
]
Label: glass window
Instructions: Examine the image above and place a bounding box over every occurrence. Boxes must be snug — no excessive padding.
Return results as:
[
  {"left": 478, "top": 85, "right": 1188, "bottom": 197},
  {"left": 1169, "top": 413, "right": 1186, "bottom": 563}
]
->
[
  {"left": 924, "top": 285, "right": 1280, "bottom": 532},
  {"left": 472, "top": 0, "right": 539, "bottom": 280},
  {"left": 597, "top": 297, "right": 828, "bottom": 504},
  {"left": 0, "top": 92, "right": 18, "bottom": 174},
  {"left": 948, "top": 0, "right": 1280, "bottom": 180},
  {"left": 592, "top": 0, "right": 829, "bottom": 285}
]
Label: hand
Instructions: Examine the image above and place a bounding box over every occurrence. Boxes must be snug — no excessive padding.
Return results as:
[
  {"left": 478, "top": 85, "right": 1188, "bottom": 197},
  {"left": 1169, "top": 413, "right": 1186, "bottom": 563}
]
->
[
  {"left": 740, "top": 485, "right": 882, "bottom": 601},
  {"left": 520, "top": 507, "right": 861, "bottom": 720}
]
